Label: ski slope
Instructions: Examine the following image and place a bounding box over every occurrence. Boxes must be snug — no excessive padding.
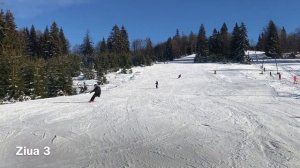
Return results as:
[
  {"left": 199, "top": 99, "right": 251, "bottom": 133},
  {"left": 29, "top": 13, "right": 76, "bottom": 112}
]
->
[{"left": 0, "top": 55, "right": 300, "bottom": 168}]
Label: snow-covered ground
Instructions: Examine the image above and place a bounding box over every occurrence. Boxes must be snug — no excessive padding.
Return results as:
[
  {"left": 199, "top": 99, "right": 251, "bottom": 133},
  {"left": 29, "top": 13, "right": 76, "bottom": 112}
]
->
[
  {"left": 0, "top": 55, "right": 300, "bottom": 168},
  {"left": 72, "top": 69, "right": 141, "bottom": 94}
]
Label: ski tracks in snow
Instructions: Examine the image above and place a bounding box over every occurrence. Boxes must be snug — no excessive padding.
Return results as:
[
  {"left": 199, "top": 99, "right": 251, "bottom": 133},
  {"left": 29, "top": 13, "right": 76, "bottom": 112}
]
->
[{"left": 0, "top": 62, "right": 300, "bottom": 167}]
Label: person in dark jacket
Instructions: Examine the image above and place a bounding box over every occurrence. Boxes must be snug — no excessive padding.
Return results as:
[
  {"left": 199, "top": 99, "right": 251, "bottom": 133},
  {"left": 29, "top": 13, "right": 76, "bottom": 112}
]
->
[
  {"left": 89, "top": 84, "right": 101, "bottom": 102},
  {"left": 155, "top": 81, "right": 158, "bottom": 89}
]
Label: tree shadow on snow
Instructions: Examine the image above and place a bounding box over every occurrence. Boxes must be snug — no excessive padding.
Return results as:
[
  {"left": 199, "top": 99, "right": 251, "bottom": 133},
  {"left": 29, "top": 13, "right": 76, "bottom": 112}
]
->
[
  {"left": 52, "top": 102, "right": 89, "bottom": 104},
  {"left": 277, "top": 92, "right": 300, "bottom": 99},
  {"left": 214, "top": 69, "right": 261, "bottom": 72},
  {"left": 207, "top": 94, "right": 274, "bottom": 97},
  {"left": 290, "top": 116, "right": 300, "bottom": 119},
  {"left": 139, "top": 88, "right": 157, "bottom": 90}
]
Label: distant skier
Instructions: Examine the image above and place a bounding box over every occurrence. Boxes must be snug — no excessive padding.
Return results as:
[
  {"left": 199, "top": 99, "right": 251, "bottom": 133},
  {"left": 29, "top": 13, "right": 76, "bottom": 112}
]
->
[
  {"left": 89, "top": 84, "right": 101, "bottom": 102},
  {"left": 294, "top": 75, "right": 298, "bottom": 84},
  {"left": 278, "top": 73, "right": 282, "bottom": 80},
  {"left": 178, "top": 74, "right": 181, "bottom": 79},
  {"left": 155, "top": 81, "right": 158, "bottom": 89},
  {"left": 83, "top": 82, "right": 87, "bottom": 92}
]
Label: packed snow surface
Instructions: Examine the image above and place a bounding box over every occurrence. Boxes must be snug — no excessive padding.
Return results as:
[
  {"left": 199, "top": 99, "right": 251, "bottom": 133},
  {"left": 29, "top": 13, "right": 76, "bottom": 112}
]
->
[{"left": 0, "top": 55, "right": 300, "bottom": 168}]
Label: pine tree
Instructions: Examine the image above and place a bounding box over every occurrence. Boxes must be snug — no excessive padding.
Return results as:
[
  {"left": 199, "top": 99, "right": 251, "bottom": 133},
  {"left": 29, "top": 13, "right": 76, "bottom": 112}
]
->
[
  {"left": 36, "top": 33, "right": 43, "bottom": 57},
  {"left": 107, "top": 25, "right": 121, "bottom": 69},
  {"left": 59, "top": 56, "right": 73, "bottom": 95},
  {"left": 287, "top": 32, "right": 298, "bottom": 53},
  {"left": 107, "top": 25, "right": 132, "bottom": 69},
  {"left": 180, "top": 34, "right": 188, "bottom": 56},
  {"left": 165, "top": 38, "right": 173, "bottom": 61},
  {"left": 20, "top": 60, "right": 35, "bottom": 99},
  {"left": 33, "top": 59, "right": 48, "bottom": 99},
  {"left": 187, "top": 32, "right": 197, "bottom": 55},
  {"left": 175, "top": 29, "right": 180, "bottom": 39},
  {"left": 0, "top": 11, "right": 9, "bottom": 99},
  {"left": 256, "top": 33, "right": 265, "bottom": 51},
  {"left": 95, "top": 38, "right": 107, "bottom": 68},
  {"left": 280, "top": 27, "right": 287, "bottom": 53},
  {"left": 0, "top": 60, "right": 10, "bottom": 99},
  {"left": 209, "top": 28, "right": 221, "bottom": 61},
  {"left": 0, "top": 10, "right": 4, "bottom": 48},
  {"left": 220, "top": 23, "right": 230, "bottom": 61},
  {"left": 230, "top": 23, "right": 240, "bottom": 61},
  {"left": 107, "top": 25, "right": 121, "bottom": 53},
  {"left": 46, "top": 56, "right": 73, "bottom": 97},
  {"left": 0, "top": 11, "right": 10, "bottom": 99},
  {"left": 154, "top": 43, "right": 166, "bottom": 62},
  {"left": 132, "top": 39, "right": 144, "bottom": 65},
  {"left": 239, "top": 22, "right": 250, "bottom": 63},
  {"left": 49, "top": 22, "right": 61, "bottom": 57},
  {"left": 99, "top": 38, "right": 107, "bottom": 53},
  {"left": 172, "top": 29, "right": 182, "bottom": 58},
  {"left": 265, "top": 20, "right": 281, "bottom": 58},
  {"left": 99, "top": 38, "right": 110, "bottom": 69},
  {"left": 68, "top": 55, "right": 81, "bottom": 77},
  {"left": 195, "top": 24, "right": 208, "bottom": 62},
  {"left": 120, "top": 26, "right": 131, "bottom": 68},
  {"left": 20, "top": 27, "right": 30, "bottom": 56},
  {"left": 29, "top": 25, "right": 38, "bottom": 57},
  {"left": 145, "top": 38, "right": 154, "bottom": 65},
  {"left": 132, "top": 38, "right": 154, "bottom": 66},
  {"left": 230, "top": 23, "right": 249, "bottom": 63},
  {"left": 81, "top": 31, "right": 95, "bottom": 68},
  {"left": 59, "top": 27, "right": 69, "bottom": 55},
  {"left": 3, "top": 10, "right": 25, "bottom": 100},
  {"left": 41, "top": 26, "right": 51, "bottom": 59},
  {"left": 94, "top": 38, "right": 108, "bottom": 82},
  {"left": 120, "top": 26, "right": 130, "bottom": 53},
  {"left": 0, "top": 10, "right": 74, "bottom": 101}
]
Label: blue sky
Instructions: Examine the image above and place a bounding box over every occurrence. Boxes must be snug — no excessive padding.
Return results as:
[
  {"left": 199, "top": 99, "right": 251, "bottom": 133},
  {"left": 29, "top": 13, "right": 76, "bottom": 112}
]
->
[{"left": 1, "top": 0, "right": 300, "bottom": 47}]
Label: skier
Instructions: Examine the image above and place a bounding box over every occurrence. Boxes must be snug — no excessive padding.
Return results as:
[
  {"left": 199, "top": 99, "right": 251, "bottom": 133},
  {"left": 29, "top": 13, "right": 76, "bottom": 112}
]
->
[
  {"left": 83, "top": 82, "right": 87, "bottom": 92},
  {"left": 278, "top": 73, "right": 282, "bottom": 80},
  {"left": 89, "top": 84, "right": 101, "bottom": 102},
  {"left": 178, "top": 74, "right": 181, "bottom": 79},
  {"left": 294, "top": 75, "right": 298, "bottom": 84},
  {"left": 155, "top": 81, "right": 158, "bottom": 89}
]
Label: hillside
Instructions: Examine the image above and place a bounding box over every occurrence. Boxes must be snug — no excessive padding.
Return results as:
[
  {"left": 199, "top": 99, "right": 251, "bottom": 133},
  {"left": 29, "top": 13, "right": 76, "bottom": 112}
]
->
[{"left": 0, "top": 55, "right": 300, "bottom": 168}]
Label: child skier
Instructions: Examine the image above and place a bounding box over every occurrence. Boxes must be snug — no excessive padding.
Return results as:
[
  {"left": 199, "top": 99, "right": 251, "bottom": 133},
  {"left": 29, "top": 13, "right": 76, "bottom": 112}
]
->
[{"left": 89, "top": 84, "right": 101, "bottom": 102}]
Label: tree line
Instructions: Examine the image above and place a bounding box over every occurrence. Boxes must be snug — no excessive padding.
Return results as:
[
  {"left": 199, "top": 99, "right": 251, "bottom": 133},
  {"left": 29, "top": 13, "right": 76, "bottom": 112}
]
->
[
  {"left": 0, "top": 10, "right": 151, "bottom": 103},
  {"left": 74, "top": 25, "right": 134, "bottom": 84},
  {"left": 0, "top": 10, "right": 79, "bottom": 102},
  {"left": 152, "top": 23, "right": 250, "bottom": 63},
  {"left": 153, "top": 20, "right": 300, "bottom": 63},
  {"left": 257, "top": 20, "right": 300, "bottom": 58},
  {"left": 1, "top": 9, "right": 299, "bottom": 103}
]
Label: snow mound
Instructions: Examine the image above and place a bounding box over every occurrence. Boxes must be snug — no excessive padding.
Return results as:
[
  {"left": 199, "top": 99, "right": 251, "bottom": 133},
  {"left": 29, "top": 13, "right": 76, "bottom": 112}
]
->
[
  {"left": 246, "top": 50, "right": 267, "bottom": 59},
  {"left": 171, "top": 54, "right": 196, "bottom": 63}
]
